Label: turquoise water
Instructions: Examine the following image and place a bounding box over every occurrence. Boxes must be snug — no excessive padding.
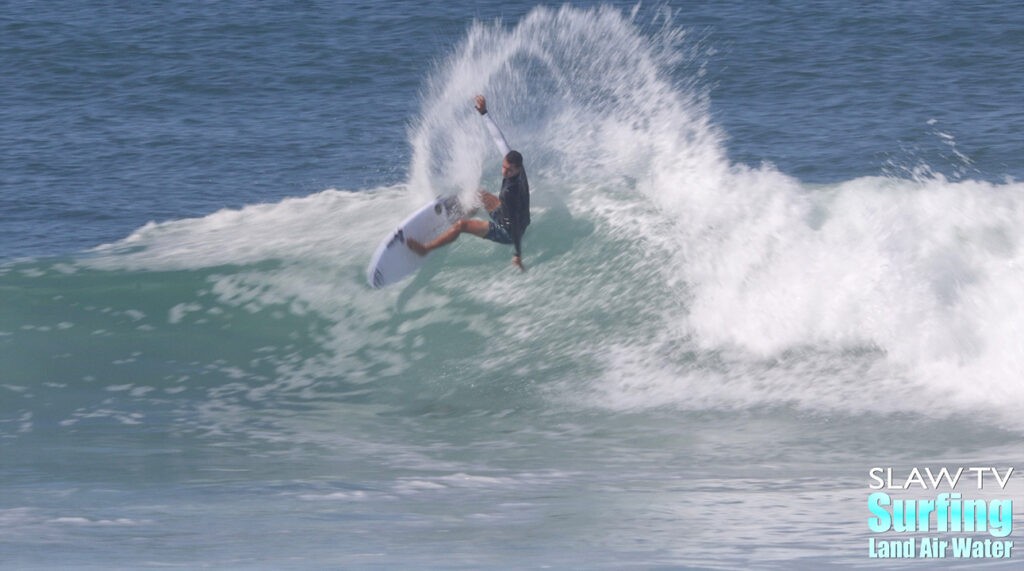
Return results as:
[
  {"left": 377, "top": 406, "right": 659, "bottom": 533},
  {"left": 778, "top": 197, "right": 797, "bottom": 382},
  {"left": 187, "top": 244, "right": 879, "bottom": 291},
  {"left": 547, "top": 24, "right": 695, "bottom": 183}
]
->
[{"left": 3, "top": 3, "right": 1024, "bottom": 567}]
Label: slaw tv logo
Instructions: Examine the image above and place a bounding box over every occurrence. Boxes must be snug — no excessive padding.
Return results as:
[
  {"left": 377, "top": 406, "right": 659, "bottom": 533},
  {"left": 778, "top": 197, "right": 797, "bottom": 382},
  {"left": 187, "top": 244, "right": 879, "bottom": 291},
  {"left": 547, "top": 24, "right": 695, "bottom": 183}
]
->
[{"left": 867, "top": 466, "right": 1014, "bottom": 560}]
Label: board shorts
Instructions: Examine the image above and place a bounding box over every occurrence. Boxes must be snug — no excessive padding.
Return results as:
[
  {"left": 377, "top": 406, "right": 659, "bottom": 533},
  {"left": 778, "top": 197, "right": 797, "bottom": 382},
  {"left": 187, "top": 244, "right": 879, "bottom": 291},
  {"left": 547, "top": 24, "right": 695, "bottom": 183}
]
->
[{"left": 483, "top": 210, "right": 514, "bottom": 245}]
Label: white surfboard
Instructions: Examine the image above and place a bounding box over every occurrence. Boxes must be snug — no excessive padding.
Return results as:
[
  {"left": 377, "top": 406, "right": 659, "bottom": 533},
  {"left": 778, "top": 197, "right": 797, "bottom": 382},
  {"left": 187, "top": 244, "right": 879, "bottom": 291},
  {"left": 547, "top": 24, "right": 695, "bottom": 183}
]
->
[{"left": 367, "top": 195, "right": 464, "bottom": 288}]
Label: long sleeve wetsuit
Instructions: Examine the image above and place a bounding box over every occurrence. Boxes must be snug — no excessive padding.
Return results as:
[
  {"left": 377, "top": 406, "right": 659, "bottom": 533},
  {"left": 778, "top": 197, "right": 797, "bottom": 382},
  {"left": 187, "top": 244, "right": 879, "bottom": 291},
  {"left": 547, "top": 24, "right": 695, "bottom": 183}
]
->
[{"left": 481, "top": 112, "right": 530, "bottom": 258}]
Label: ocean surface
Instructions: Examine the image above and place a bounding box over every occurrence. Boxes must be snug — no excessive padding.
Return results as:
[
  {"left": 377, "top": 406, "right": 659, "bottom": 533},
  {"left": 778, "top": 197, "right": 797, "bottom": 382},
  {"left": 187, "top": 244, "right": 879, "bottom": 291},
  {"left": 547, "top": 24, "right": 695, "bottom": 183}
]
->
[{"left": 3, "top": 1, "right": 1024, "bottom": 568}]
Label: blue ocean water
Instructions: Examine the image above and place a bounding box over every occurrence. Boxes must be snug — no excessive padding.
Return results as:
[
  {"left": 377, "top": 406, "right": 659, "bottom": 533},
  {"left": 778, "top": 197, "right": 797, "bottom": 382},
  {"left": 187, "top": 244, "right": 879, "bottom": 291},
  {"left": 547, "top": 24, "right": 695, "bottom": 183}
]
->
[{"left": 3, "top": 2, "right": 1024, "bottom": 567}]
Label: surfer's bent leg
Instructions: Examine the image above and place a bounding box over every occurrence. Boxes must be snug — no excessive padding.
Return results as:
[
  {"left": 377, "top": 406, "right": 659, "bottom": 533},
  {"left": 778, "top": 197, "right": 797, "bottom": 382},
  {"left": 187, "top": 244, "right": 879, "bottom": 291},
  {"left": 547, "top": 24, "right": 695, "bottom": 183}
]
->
[{"left": 407, "top": 219, "right": 489, "bottom": 256}]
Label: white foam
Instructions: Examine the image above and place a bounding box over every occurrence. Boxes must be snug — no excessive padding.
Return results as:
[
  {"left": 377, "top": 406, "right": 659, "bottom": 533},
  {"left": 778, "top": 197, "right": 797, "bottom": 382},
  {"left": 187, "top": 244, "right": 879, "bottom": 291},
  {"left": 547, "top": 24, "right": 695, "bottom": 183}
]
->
[
  {"left": 168, "top": 302, "right": 203, "bottom": 324},
  {"left": 406, "top": 6, "right": 1024, "bottom": 424},
  {"left": 87, "top": 187, "right": 405, "bottom": 272}
]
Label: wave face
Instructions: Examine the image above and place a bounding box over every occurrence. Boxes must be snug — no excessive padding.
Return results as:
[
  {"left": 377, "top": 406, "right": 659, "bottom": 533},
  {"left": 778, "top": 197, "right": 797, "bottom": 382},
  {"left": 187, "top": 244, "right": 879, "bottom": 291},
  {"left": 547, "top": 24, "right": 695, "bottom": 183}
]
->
[{"left": 4, "top": 5, "right": 1024, "bottom": 439}]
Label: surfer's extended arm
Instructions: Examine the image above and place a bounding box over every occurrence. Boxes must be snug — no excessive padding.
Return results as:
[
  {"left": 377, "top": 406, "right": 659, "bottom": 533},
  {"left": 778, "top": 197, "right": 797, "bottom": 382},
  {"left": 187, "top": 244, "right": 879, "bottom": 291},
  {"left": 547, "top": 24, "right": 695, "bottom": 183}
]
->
[{"left": 475, "top": 95, "right": 511, "bottom": 156}]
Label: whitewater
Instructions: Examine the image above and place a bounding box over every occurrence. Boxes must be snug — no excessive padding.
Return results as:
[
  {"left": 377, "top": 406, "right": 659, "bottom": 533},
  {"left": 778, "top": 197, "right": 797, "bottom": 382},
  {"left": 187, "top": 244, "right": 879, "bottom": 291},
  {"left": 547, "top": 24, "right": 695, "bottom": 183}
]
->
[{"left": 3, "top": 3, "right": 1024, "bottom": 568}]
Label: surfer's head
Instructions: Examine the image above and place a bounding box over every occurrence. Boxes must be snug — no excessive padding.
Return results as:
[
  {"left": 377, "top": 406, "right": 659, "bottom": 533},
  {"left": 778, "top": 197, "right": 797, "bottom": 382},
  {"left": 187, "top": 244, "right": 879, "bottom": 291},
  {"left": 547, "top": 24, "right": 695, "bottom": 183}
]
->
[{"left": 503, "top": 150, "right": 523, "bottom": 178}]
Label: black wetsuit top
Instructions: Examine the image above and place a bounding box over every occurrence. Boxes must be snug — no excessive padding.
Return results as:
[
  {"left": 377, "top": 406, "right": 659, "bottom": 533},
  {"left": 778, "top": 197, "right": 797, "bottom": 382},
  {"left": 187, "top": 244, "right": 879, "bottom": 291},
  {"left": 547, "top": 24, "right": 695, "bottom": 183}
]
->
[{"left": 493, "top": 169, "right": 530, "bottom": 257}]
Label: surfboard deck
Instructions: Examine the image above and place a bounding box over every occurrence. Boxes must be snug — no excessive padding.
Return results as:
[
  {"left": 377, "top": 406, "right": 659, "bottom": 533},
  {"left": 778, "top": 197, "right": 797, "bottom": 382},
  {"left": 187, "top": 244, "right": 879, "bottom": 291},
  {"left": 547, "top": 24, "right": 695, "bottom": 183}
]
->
[{"left": 367, "top": 195, "right": 464, "bottom": 288}]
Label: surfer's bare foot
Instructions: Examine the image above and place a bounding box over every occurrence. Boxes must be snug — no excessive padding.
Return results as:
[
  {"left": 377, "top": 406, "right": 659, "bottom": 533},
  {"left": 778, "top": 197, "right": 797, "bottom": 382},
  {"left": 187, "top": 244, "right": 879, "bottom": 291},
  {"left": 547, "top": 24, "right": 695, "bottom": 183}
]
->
[{"left": 407, "top": 238, "right": 428, "bottom": 256}]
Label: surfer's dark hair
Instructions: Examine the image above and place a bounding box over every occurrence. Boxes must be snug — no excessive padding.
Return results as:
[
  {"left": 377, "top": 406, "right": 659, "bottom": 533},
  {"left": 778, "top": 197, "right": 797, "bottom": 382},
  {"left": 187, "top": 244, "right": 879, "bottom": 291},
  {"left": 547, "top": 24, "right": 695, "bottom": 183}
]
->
[{"left": 505, "top": 150, "right": 523, "bottom": 168}]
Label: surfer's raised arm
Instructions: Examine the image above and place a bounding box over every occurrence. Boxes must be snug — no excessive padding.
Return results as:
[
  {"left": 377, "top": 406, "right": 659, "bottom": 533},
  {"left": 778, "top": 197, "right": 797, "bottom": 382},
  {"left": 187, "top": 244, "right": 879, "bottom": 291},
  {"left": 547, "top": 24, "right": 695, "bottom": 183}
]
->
[{"left": 475, "top": 95, "right": 511, "bottom": 156}]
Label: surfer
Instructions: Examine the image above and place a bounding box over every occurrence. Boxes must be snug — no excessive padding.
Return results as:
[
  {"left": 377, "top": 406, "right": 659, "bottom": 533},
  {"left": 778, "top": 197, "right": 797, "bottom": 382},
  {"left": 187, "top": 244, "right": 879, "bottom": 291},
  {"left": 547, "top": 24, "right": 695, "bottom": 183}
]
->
[{"left": 407, "top": 95, "right": 530, "bottom": 272}]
